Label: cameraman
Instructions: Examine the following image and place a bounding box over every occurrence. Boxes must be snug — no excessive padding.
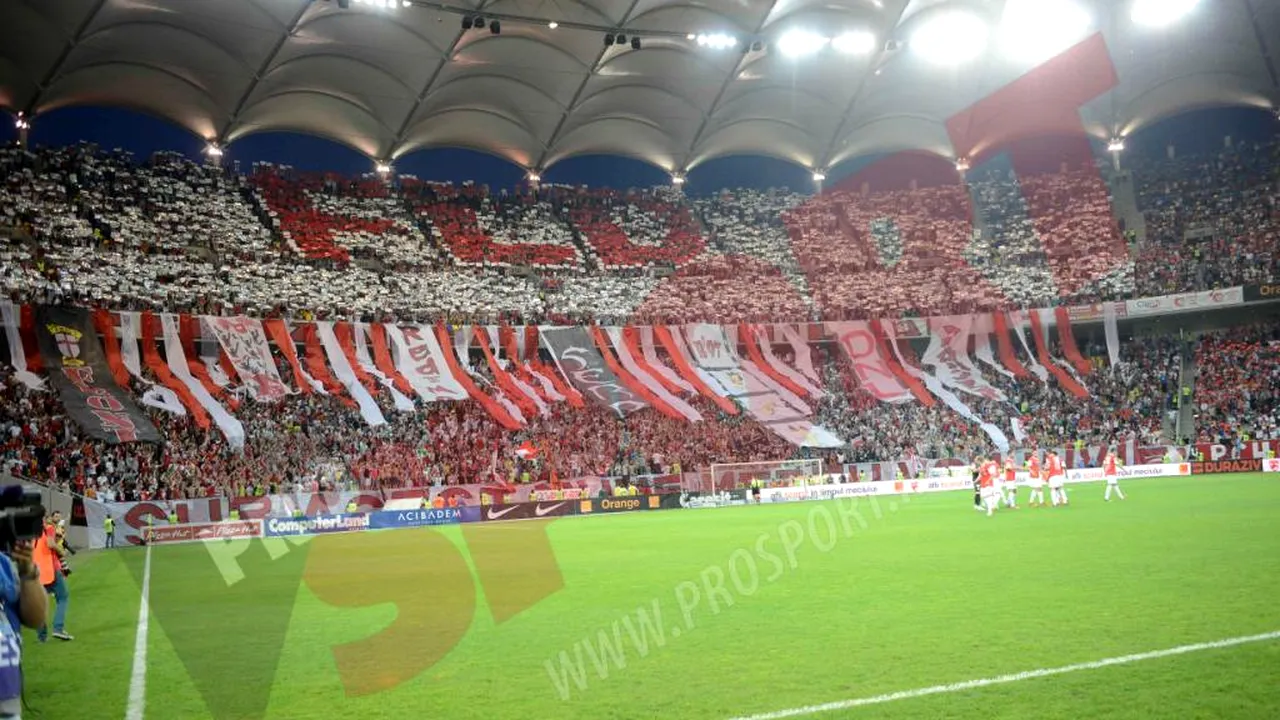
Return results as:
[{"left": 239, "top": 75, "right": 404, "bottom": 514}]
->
[
  {"left": 31, "top": 513, "right": 71, "bottom": 643},
  {"left": 1, "top": 533, "right": 51, "bottom": 719}
]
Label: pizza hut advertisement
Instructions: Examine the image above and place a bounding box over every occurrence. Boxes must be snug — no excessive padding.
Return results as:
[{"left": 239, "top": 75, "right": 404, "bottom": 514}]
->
[
  {"left": 481, "top": 500, "right": 578, "bottom": 522},
  {"left": 144, "top": 521, "right": 261, "bottom": 545}
]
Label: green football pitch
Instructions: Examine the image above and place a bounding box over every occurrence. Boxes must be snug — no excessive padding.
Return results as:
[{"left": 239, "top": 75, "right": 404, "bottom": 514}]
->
[{"left": 23, "top": 473, "right": 1280, "bottom": 720}]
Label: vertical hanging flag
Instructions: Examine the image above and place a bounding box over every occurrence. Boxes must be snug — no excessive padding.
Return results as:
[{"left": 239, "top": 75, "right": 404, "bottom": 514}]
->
[{"left": 34, "top": 306, "right": 161, "bottom": 444}]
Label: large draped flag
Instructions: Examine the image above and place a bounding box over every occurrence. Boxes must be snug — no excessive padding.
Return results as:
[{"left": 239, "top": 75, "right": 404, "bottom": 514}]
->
[
  {"left": 540, "top": 326, "right": 649, "bottom": 417},
  {"left": 921, "top": 315, "right": 1007, "bottom": 402},
  {"left": 883, "top": 321, "right": 1010, "bottom": 454},
  {"left": 204, "top": 316, "right": 290, "bottom": 402},
  {"left": 604, "top": 327, "right": 701, "bottom": 422},
  {"left": 315, "top": 321, "right": 387, "bottom": 427},
  {"left": 680, "top": 324, "right": 842, "bottom": 448},
  {"left": 824, "top": 321, "right": 915, "bottom": 403},
  {"left": 162, "top": 314, "right": 246, "bottom": 447},
  {"left": 383, "top": 324, "right": 469, "bottom": 402},
  {"left": 1, "top": 300, "right": 44, "bottom": 390},
  {"left": 113, "top": 311, "right": 186, "bottom": 416},
  {"left": 34, "top": 306, "right": 161, "bottom": 444}
]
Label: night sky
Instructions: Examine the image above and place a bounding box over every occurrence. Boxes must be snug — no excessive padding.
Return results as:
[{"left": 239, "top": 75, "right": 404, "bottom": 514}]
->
[{"left": 1, "top": 105, "right": 1276, "bottom": 193}]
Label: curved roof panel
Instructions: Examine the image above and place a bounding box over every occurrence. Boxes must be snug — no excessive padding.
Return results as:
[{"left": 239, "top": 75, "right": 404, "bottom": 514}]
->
[{"left": 2, "top": 0, "right": 1276, "bottom": 172}]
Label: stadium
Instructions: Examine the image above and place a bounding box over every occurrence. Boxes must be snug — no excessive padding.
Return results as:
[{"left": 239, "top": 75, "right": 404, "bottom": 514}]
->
[{"left": 1, "top": 0, "right": 1279, "bottom": 718}]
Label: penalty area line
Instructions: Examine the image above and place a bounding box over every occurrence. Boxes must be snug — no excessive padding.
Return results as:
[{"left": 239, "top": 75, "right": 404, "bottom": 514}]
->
[
  {"left": 125, "top": 543, "right": 153, "bottom": 720},
  {"left": 726, "top": 629, "right": 1280, "bottom": 720}
]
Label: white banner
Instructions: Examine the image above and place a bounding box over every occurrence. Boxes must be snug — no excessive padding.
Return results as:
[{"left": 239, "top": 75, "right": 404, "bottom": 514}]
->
[
  {"left": 973, "top": 331, "right": 1014, "bottom": 379},
  {"left": 884, "top": 322, "right": 1009, "bottom": 454},
  {"left": 1264, "top": 459, "right": 1280, "bottom": 473},
  {"left": 639, "top": 326, "right": 695, "bottom": 393},
  {"left": 760, "top": 476, "right": 973, "bottom": 503},
  {"left": 160, "top": 314, "right": 245, "bottom": 447},
  {"left": 1065, "top": 462, "right": 1190, "bottom": 483},
  {"left": 315, "top": 321, "right": 386, "bottom": 427},
  {"left": 0, "top": 300, "right": 44, "bottom": 390},
  {"left": 383, "top": 324, "right": 469, "bottom": 402},
  {"left": 353, "top": 323, "right": 415, "bottom": 412},
  {"left": 825, "top": 321, "right": 914, "bottom": 403},
  {"left": 116, "top": 311, "right": 185, "bottom": 415},
  {"left": 1011, "top": 417, "right": 1027, "bottom": 443},
  {"left": 524, "top": 362, "right": 565, "bottom": 402},
  {"left": 204, "top": 316, "right": 289, "bottom": 401},
  {"left": 753, "top": 324, "right": 823, "bottom": 397},
  {"left": 1125, "top": 287, "right": 1243, "bottom": 318},
  {"left": 1008, "top": 311, "right": 1050, "bottom": 383},
  {"left": 922, "top": 315, "right": 1007, "bottom": 402},
  {"left": 1104, "top": 301, "right": 1121, "bottom": 366},
  {"left": 680, "top": 325, "right": 841, "bottom": 448},
  {"left": 726, "top": 326, "right": 812, "bottom": 415},
  {"left": 684, "top": 324, "right": 739, "bottom": 370},
  {"left": 778, "top": 324, "right": 822, "bottom": 385},
  {"left": 604, "top": 327, "right": 701, "bottom": 422}
]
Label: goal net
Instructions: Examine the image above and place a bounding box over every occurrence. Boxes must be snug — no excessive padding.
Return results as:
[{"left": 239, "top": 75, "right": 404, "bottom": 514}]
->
[{"left": 704, "top": 458, "right": 826, "bottom": 493}]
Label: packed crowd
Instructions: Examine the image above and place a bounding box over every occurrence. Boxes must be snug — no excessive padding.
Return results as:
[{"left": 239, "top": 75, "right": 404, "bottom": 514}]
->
[
  {"left": 1193, "top": 324, "right": 1280, "bottom": 443},
  {"left": 3, "top": 140, "right": 1276, "bottom": 325},
  {"left": 4, "top": 313, "right": 1273, "bottom": 501},
  {"left": 1133, "top": 141, "right": 1280, "bottom": 296}
]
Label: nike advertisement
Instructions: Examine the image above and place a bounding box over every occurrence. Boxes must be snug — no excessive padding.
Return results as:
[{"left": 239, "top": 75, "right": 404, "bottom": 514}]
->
[{"left": 480, "top": 500, "right": 577, "bottom": 522}]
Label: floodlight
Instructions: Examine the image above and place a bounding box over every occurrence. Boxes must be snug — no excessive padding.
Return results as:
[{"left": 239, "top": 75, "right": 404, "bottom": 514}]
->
[
  {"left": 548, "top": 21, "right": 558, "bottom": 29},
  {"left": 696, "top": 33, "right": 737, "bottom": 50},
  {"left": 812, "top": 171, "right": 826, "bottom": 182},
  {"left": 1132, "top": 0, "right": 1200, "bottom": 28},
  {"left": 1107, "top": 137, "right": 1125, "bottom": 153},
  {"left": 205, "top": 144, "right": 224, "bottom": 158},
  {"left": 777, "top": 30, "right": 828, "bottom": 58},
  {"left": 910, "top": 10, "right": 988, "bottom": 65},
  {"left": 1001, "top": 0, "right": 1091, "bottom": 63},
  {"left": 671, "top": 174, "right": 686, "bottom": 185},
  {"left": 527, "top": 172, "right": 541, "bottom": 183},
  {"left": 832, "top": 30, "right": 876, "bottom": 55},
  {"left": 376, "top": 162, "right": 392, "bottom": 174}
]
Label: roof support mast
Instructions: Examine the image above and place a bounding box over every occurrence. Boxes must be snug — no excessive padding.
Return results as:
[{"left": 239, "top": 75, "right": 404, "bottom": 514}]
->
[
  {"left": 814, "top": 0, "right": 915, "bottom": 175},
  {"left": 387, "top": 0, "right": 499, "bottom": 166},
  {"left": 530, "top": 0, "right": 645, "bottom": 175},
  {"left": 22, "top": 0, "right": 113, "bottom": 118},
  {"left": 218, "top": 0, "right": 317, "bottom": 146},
  {"left": 678, "top": 0, "right": 785, "bottom": 175}
]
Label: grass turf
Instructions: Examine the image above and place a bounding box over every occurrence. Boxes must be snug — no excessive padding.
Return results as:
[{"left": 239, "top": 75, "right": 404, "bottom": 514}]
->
[{"left": 22, "top": 473, "right": 1280, "bottom": 720}]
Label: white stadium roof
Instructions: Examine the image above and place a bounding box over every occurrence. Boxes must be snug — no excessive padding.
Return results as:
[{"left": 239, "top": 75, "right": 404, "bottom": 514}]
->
[{"left": 1, "top": 0, "right": 1277, "bottom": 173}]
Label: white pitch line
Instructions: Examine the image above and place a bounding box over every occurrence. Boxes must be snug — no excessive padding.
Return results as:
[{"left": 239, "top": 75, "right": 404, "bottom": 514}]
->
[
  {"left": 125, "top": 544, "right": 153, "bottom": 720},
  {"left": 727, "top": 630, "right": 1280, "bottom": 720}
]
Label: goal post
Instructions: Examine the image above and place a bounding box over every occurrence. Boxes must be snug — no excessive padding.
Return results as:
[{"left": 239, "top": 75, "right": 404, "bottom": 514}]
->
[{"left": 707, "top": 458, "right": 826, "bottom": 493}]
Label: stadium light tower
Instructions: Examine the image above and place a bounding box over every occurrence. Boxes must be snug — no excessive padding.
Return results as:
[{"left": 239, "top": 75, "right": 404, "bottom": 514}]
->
[
  {"left": 911, "top": 10, "right": 988, "bottom": 65},
  {"left": 671, "top": 173, "right": 686, "bottom": 187},
  {"left": 1107, "top": 136, "right": 1125, "bottom": 171},
  {"left": 375, "top": 162, "right": 392, "bottom": 175},
  {"left": 1131, "top": 0, "right": 1200, "bottom": 28}
]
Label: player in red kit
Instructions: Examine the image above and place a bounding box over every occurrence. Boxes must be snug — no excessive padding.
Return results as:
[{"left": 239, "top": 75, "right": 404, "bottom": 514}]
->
[
  {"left": 1027, "top": 453, "right": 1045, "bottom": 506},
  {"left": 980, "top": 457, "right": 1001, "bottom": 517},
  {"left": 1002, "top": 457, "right": 1018, "bottom": 509},
  {"left": 1103, "top": 450, "right": 1126, "bottom": 501},
  {"left": 1047, "top": 450, "right": 1068, "bottom": 506}
]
